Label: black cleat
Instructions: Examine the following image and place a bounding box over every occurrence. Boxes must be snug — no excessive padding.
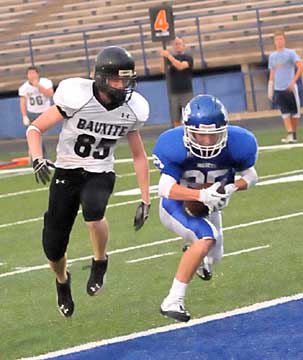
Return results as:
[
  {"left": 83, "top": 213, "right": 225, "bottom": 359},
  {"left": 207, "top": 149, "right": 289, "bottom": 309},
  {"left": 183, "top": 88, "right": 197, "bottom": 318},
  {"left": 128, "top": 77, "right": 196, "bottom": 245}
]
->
[
  {"left": 160, "top": 296, "right": 191, "bottom": 322},
  {"left": 56, "top": 271, "right": 74, "bottom": 317},
  {"left": 182, "top": 244, "right": 212, "bottom": 281},
  {"left": 86, "top": 256, "right": 108, "bottom": 296},
  {"left": 182, "top": 244, "right": 190, "bottom": 253},
  {"left": 196, "top": 265, "right": 212, "bottom": 281}
]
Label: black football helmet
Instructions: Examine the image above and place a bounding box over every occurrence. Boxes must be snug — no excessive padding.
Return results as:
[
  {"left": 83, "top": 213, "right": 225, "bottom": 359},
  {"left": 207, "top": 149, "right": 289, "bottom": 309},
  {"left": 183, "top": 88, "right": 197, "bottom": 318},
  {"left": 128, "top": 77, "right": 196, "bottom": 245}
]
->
[{"left": 94, "top": 46, "right": 137, "bottom": 106}]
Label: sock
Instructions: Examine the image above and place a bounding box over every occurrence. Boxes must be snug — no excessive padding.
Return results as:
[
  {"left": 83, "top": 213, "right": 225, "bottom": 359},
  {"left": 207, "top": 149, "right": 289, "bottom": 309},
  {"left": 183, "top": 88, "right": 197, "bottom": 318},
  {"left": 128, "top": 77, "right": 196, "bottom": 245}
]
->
[
  {"left": 168, "top": 278, "right": 188, "bottom": 299},
  {"left": 293, "top": 132, "right": 297, "bottom": 140}
]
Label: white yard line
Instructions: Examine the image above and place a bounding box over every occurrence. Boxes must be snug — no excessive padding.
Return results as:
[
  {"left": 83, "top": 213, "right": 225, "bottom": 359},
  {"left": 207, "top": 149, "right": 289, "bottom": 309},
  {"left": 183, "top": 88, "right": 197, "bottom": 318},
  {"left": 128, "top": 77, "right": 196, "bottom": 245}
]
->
[
  {"left": 126, "top": 245, "right": 270, "bottom": 264},
  {"left": 127, "top": 251, "right": 177, "bottom": 263},
  {"left": 1, "top": 142, "right": 302, "bottom": 180},
  {"left": 0, "top": 196, "right": 159, "bottom": 229},
  {"left": 19, "top": 291, "right": 303, "bottom": 360},
  {"left": 1, "top": 212, "right": 301, "bottom": 279},
  {"left": 223, "top": 244, "right": 270, "bottom": 257}
]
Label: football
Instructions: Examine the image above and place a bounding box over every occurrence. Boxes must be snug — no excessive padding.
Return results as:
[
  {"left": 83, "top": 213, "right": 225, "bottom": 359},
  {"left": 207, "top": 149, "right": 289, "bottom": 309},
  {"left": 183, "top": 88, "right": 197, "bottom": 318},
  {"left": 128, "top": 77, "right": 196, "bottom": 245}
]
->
[{"left": 183, "top": 182, "right": 225, "bottom": 217}]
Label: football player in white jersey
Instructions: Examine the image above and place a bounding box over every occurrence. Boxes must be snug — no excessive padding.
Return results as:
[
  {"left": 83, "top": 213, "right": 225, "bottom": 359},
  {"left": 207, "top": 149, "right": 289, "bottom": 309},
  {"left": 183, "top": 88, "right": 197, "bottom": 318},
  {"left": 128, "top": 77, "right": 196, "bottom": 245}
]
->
[
  {"left": 26, "top": 47, "right": 151, "bottom": 317},
  {"left": 19, "top": 66, "right": 54, "bottom": 158}
]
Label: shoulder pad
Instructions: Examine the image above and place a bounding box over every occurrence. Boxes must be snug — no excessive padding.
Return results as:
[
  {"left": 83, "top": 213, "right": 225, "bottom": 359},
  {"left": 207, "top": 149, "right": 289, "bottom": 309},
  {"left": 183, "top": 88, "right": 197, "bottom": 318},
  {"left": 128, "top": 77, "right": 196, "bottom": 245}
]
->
[
  {"left": 53, "top": 78, "right": 94, "bottom": 114},
  {"left": 127, "top": 91, "right": 149, "bottom": 123}
]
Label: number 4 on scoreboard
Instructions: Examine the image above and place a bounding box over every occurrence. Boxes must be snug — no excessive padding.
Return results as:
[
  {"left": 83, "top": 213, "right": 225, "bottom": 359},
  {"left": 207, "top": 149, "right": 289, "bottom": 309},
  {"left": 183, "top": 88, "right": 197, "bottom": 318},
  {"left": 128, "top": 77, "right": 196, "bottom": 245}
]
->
[
  {"left": 149, "top": 5, "right": 175, "bottom": 42},
  {"left": 154, "top": 9, "right": 169, "bottom": 32}
]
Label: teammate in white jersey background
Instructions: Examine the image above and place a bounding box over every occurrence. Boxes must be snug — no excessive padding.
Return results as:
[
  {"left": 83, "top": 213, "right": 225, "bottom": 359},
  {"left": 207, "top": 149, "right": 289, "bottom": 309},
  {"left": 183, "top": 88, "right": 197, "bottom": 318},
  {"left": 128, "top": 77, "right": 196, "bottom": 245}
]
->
[
  {"left": 26, "top": 47, "right": 151, "bottom": 317},
  {"left": 19, "top": 66, "right": 54, "bottom": 158}
]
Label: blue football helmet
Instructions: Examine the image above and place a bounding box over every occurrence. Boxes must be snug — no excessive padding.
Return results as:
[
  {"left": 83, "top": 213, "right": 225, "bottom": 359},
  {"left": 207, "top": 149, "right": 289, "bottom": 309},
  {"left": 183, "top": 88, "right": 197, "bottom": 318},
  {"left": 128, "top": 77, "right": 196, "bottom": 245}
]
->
[{"left": 183, "top": 94, "right": 228, "bottom": 159}]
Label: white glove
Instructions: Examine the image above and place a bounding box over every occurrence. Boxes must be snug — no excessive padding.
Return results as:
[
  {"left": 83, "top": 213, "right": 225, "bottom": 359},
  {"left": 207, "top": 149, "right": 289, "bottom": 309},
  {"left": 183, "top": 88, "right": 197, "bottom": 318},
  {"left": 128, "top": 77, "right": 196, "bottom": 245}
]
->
[
  {"left": 199, "top": 182, "right": 228, "bottom": 212},
  {"left": 217, "top": 183, "right": 238, "bottom": 210},
  {"left": 22, "top": 115, "right": 30, "bottom": 126},
  {"left": 267, "top": 80, "right": 274, "bottom": 101}
]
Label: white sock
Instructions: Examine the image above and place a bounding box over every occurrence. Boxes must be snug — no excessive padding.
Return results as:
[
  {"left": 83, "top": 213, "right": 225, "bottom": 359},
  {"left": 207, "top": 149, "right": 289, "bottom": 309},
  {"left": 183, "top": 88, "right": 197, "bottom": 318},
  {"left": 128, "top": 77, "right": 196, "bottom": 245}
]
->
[{"left": 168, "top": 278, "right": 188, "bottom": 299}]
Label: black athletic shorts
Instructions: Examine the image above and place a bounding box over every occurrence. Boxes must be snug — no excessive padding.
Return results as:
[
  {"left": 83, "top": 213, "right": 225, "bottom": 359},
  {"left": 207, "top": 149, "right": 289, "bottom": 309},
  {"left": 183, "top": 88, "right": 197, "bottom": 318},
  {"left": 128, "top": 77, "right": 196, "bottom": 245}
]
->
[
  {"left": 47, "top": 167, "right": 116, "bottom": 224},
  {"left": 274, "top": 88, "right": 300, "bottom": 117}
]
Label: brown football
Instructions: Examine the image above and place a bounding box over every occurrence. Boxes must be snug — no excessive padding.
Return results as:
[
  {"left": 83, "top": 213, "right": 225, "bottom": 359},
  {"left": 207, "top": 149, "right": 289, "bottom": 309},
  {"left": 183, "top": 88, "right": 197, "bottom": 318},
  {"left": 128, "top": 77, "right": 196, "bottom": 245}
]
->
[{"left": 184, "top": 182, "right": 225, "bottom": 218}]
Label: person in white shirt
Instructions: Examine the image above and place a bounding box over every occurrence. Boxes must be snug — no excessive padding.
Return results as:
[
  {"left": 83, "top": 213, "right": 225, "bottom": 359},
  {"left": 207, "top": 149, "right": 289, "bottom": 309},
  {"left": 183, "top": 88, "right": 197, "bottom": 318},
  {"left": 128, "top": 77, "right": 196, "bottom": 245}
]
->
[
  {"left": 26, "top": 47, "right": 151, "bottom": 318},
  {"left": 19, "top": 66, "right": 54, "bottom": 157}
]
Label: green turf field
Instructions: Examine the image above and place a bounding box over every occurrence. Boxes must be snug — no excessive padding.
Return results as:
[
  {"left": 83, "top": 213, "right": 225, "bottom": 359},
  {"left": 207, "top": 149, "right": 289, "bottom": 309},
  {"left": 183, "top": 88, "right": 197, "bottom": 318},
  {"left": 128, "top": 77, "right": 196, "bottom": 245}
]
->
[{"left": 0, "top": 126, "right": 302, "bottom": 359}]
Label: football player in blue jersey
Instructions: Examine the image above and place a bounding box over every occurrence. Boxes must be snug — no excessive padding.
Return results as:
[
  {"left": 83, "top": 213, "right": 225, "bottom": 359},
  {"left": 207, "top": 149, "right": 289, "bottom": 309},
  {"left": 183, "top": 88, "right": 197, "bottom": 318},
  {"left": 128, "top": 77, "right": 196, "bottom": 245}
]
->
[{"left": 153, "top": 94, "right": 258, "bottom": 322}]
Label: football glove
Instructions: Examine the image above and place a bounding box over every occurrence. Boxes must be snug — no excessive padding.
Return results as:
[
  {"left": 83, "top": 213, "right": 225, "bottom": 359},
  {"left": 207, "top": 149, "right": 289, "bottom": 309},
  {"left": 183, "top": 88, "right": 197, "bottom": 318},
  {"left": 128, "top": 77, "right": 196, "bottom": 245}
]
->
[
  {"left": 217, "top": 183, "right": 238, "bottom": 210},
  {"left": 134, "top": 201, "right": 151, "bottom": 231},
  {"left": 33, "top": 158, "right": 55, "bottom": 185},
  {"left": 199, "top": 182, "right": 228, "bottom": 212}
]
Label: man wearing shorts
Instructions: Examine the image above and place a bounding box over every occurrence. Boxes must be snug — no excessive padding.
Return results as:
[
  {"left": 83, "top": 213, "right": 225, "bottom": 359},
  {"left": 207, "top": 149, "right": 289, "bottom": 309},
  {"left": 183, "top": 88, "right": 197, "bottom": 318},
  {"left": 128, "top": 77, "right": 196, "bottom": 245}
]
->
[{"left": 268, "top": 31, "right": 303, "bottom": 143}]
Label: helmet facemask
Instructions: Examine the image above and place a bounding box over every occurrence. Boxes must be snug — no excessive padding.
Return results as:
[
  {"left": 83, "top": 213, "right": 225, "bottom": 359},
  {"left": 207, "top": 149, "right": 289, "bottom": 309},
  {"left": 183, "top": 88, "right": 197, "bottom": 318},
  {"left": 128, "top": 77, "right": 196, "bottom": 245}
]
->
[
  {"left": 94, "top": 47, "right": 137, "bottom": 108},
  {"left": 183, "top": 123, "right": 227, "bottom": 159},
  {"left": 95, "top": 70, "right": 137, "bottom": 107},
  {"left": 182, "top": 96, "right": 228, "bottom": 159}
]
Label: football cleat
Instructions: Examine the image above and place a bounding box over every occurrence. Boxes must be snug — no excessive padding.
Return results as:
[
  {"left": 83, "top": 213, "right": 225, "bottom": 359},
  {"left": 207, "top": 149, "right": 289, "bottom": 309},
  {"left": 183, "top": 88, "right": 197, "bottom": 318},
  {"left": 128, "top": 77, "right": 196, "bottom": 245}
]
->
[
  {"left": 56, "top": 271, "right": 74, "bottom": 318},
  {"left": 281, "top": 135, "right": 297, "bottom": 143},
  {"left": 182, "top": 244, "right": 213, "bottom": 281},
  {"left": 196, "top": 263, "right": 213, "bottom": 281},
  {"left": 86, "top": 256, "right": 108, "bottom": 296},
  {"left": 160, "top": 296, "right": 191, "bottom": 322}
]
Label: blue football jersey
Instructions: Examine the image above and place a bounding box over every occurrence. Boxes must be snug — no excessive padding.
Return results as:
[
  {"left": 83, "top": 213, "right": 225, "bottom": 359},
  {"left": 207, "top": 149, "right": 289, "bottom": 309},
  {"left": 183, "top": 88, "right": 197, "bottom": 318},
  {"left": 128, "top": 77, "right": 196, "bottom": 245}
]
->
[{"left": 152, "top": 125, "right": 258, "bottom": 187}]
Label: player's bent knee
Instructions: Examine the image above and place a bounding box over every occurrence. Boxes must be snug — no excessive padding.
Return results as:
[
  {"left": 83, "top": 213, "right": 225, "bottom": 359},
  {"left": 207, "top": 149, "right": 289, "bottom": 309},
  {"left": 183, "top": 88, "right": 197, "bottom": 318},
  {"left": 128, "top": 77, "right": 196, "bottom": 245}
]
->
[
  {"left": 85, "top": 218, "right": 104, "bottom": 229},
  {"left": 42, "top": 213, "right": 70, "bottom": 261},
  {"left": 42, "top": 227, "right": 69, "bottom": 261},
  {"left": 195, "top": 237, "right": 215, "bottom": 252}
]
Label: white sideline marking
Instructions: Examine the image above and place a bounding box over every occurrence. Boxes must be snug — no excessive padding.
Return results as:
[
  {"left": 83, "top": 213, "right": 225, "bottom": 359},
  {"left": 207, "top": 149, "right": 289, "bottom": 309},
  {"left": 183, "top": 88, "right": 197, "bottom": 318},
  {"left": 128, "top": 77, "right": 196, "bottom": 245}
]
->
[
  {"left": 126, "top": 245, "right": 269, "bottom": 264},
  {"left": 223, "top": 244, "right": 270, "bottom": 257},
  {"left": 1, "top": 141, "right": 302, "bottom": 176},
  {"left": 257, "top": 174, "right": 303, "bottom": 185},
  {"left": 1, "top": 167, "right": 301, "bottom": 199},
  {"left": 1, "top": 141, "right": 302, "bottom": 180},
  {"left": 259, "top": 143, "right": 303, "bottom": 151},
  {"left": 114, "top": 173, "right": 303, "bottom": 196},
  {"left": 260, "top": 169, "right": 302, "bottom": 179},
  {"left": 0, "top": 196, "right": 159, "bottom": 229},
  {"left": 18, "top": 292, "right": 303, "bottom": 360},
  {"left": 0, "top": 187, "right": 47, "bottom": 199},
  {"left": 127, "top": 251, "right": 177, "bottom": 263},
  {"left": 1, "top": 212, "right": 301, "bottom": 279}
]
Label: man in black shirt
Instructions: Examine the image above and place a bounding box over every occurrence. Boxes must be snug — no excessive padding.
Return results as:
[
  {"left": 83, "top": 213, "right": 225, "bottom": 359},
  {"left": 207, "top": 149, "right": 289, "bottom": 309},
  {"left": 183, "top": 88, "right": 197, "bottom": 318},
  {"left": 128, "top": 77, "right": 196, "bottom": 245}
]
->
[{"left": 160, "top": 37, "right": 194, "bottom": 127}]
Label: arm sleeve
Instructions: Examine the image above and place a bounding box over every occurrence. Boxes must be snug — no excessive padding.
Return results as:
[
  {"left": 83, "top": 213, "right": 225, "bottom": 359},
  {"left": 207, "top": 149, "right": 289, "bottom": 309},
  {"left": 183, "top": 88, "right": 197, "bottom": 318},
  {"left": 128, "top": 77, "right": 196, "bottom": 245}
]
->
[
  {"left": 18, "top": 83, "right": 26, "bottom": 97},
  {"left": 291, "top": 50, "right": 301, "bottom": 63},
  {"left": 158, "top": 173, "right": 177, "bottom": 198},
  {"left": 127, "top": 92, "right": 150, "bottom": 131}
]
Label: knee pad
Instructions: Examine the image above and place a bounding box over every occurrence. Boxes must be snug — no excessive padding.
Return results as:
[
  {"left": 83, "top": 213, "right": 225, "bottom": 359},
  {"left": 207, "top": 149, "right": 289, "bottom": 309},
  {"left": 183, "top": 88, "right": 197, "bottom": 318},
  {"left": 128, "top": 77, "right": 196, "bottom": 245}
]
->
[{"left": 42, "top": 212, "right": 71, "bottom": 262}]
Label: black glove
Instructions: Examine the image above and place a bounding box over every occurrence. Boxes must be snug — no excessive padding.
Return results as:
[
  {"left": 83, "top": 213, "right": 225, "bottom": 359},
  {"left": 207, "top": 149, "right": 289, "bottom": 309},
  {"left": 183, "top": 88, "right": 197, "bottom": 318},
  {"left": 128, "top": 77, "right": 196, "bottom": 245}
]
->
[
  {"left": 33, "top": 158, "right": 55, "bottom": 185},
  {"left": 134, "top": 201, "right": 151, "bottom": 231}
]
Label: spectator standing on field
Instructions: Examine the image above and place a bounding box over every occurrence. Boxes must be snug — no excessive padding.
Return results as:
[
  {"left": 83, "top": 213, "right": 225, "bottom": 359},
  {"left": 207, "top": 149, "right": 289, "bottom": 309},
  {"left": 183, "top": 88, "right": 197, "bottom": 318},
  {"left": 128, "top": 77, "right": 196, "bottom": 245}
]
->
[
  {"left": 160, "top": 37, "right": 194, "bottom": 127},
  {"left": 268, "top": 30, "right": 303, "bottom": 143}
]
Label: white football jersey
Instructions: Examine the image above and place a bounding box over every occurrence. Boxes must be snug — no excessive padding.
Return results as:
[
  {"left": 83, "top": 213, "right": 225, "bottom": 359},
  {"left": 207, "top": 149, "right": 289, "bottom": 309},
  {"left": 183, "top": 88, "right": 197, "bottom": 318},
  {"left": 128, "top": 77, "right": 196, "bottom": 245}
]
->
[
  {"left": 53, "top": 77, "right": 149, "bottom": 173},
  {"left": 18, "top": 78, "right": 53, "bottom": 113}
]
